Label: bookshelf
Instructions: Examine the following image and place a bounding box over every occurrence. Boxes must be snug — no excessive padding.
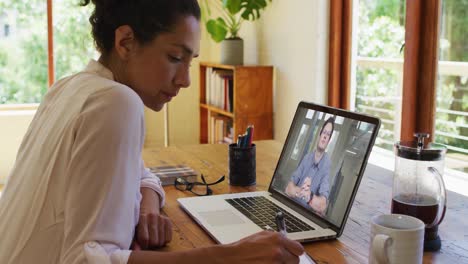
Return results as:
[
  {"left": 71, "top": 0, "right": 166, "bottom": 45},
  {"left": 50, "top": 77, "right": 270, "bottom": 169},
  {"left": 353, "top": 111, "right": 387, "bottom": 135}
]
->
[{"left": 199, "top": 62, "right": 273, "bottom": 144}]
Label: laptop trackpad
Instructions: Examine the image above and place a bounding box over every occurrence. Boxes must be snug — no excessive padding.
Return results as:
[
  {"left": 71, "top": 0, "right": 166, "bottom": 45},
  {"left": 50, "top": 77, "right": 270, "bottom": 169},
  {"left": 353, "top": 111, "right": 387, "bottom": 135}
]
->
[{"left": 199, "top": 210, "right": 246, "bottom": 226}]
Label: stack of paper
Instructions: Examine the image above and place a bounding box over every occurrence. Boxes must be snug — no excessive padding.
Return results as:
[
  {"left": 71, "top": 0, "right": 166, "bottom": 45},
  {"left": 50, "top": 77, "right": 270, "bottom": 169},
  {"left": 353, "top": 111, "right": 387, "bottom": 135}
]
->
[{"left": 149, "top": 165, "right": 197, "bottom": 186}]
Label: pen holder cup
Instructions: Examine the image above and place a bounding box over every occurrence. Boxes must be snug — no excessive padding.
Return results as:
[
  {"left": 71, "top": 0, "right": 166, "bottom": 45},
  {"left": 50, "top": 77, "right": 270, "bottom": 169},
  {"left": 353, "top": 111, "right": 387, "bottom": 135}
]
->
[{"left": 228, "top": 143, "right": 256, "bottom": 186}]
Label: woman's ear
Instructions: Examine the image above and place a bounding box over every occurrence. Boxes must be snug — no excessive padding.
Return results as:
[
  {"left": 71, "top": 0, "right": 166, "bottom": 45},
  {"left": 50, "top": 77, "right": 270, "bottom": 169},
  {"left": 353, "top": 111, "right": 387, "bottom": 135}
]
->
[{"left": 114, "top": 25, "right": 136, "bottom": 60}]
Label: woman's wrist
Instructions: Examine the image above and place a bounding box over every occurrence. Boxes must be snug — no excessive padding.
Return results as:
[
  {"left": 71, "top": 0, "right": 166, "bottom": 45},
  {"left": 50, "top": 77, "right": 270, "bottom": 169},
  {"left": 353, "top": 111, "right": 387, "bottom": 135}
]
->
[{"left": 140, "top": 187, "right": 161, "bottom": 214}]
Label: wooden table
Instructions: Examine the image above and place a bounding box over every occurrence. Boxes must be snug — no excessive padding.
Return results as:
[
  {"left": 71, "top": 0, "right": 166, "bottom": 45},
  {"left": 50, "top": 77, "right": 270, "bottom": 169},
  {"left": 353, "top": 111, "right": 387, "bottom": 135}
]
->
[{"left": 143, "top": 140, "right": 468, "bottom": 263}]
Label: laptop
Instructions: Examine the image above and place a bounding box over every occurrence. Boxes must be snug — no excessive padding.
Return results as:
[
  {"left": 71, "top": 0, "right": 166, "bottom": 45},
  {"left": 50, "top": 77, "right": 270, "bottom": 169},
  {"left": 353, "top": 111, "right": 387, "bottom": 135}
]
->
[{"left": 178, "top": 101, "right": 381, "bottom": 244}]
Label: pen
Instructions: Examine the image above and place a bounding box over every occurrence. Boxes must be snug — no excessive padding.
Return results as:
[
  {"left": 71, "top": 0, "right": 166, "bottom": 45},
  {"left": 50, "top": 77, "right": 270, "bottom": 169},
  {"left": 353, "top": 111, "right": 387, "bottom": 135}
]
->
[
  {"left": 276, "top": 211, "right": 317, "bottom": 264},
  {"left": 275, "top": 211, "right": 287, "bottom": 236},
  {"left": 248, "top": 125, "right": 254, "bottom": 147}
]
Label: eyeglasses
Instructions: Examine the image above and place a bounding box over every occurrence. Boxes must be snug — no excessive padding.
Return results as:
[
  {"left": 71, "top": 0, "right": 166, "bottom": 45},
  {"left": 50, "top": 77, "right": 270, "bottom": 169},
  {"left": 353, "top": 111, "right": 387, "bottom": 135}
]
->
[{"left": 174, "top": 174, "right": 225, "bottom": 196}]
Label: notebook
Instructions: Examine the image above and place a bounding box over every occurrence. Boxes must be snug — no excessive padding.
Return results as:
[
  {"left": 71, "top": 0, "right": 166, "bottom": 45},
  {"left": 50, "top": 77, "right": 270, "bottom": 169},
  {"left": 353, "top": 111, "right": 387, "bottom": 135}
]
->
[
  {"left": 178, "top": 101, "right": 381, "bottom": 245},
  {"left": 149, "top": 165, "right": 197, "bottom": 186}
]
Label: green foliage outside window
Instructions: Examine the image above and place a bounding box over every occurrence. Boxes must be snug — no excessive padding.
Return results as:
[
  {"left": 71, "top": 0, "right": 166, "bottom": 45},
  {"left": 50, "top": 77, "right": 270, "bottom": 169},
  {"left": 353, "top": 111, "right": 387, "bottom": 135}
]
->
[
  {"left": 0, "top": 0, "right": 94, "bottom": 104},
  {"left": 357, "top": 0, "right": 468, "bottom": 157},
  {"left": 356, "top": 0, "right": 405, "bottom": 150},
  {"left": 435, "top": 0, "right": 468, "bottom": 152}
]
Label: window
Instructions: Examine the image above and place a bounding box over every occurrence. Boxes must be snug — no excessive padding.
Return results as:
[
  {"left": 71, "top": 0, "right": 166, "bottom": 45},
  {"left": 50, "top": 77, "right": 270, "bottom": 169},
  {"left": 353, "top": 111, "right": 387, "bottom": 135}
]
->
[
  {"left": 435, "top": 0, "right": 468, "bottom": 173},
  {"left": 330, "top": 0, "right": 468, "bottom": 174},
  {"left": 0, "top": 1, "right": 94, "bottom": 105},
  {"left": 352, "top": 0, "right": 406, "bottom": 150}
]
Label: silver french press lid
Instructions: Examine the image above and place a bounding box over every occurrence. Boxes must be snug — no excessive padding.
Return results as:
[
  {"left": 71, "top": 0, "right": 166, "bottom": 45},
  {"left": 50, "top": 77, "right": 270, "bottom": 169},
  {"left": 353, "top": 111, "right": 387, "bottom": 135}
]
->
[{"left": 394, "top": 133, "right": 447, "bottom": 161}]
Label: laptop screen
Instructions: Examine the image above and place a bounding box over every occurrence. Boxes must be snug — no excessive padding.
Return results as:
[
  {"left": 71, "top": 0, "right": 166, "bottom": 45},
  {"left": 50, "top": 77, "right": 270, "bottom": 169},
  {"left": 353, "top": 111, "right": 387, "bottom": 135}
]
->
[{"left": 270, "top": 102, "right": 379, "bottom": 228}]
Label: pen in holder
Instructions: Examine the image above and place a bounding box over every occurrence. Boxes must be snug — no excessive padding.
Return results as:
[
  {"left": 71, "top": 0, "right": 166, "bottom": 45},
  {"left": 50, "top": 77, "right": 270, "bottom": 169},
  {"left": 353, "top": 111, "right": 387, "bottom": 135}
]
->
[{"left": 228, "top": 143, "right": 256, "bottom": 186}]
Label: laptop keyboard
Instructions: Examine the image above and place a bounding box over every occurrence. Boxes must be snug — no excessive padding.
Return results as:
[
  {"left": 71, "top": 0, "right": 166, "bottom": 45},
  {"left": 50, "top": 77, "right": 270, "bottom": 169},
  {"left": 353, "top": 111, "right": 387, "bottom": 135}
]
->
[{"left": 225, "top": 196, "right": 315, "bottom": 233}]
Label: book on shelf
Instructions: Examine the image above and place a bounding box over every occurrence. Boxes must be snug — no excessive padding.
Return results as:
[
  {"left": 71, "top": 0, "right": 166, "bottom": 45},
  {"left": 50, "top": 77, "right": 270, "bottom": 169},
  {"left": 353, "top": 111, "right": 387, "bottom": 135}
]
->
[
  {"left": 208, "top": 114, "right": 233, "bottom": 144},
  {"left": 149, "top": 165, "right": 197, "bottom": 186},
  {"left": 205, "top": 67, "right": 233, "bottom": 112},
  {"left": 205, "top": 67, "right": 211, "bottom": 105}
]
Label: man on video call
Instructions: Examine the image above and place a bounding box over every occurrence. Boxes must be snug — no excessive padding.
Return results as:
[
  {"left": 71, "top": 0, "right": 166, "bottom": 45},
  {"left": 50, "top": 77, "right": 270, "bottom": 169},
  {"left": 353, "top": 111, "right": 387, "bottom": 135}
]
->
[{"left": 285, "top": 117, "right": 335, "bottom": 216}]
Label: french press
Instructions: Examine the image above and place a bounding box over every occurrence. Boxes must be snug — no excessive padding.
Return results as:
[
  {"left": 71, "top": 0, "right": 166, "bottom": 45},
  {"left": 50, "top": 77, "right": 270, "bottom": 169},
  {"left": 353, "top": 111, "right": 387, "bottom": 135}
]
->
[{"left": 392, "top": 133, "right": 447, "bottom": 251}]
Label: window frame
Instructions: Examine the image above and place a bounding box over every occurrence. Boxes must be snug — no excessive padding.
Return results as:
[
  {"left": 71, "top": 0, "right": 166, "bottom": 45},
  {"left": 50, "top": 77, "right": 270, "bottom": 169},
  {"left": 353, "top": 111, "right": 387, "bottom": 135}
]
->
[
  {"left": 328, "top": 0, "right": 442, "bottom": 143},
  {"left": 400, "top": 0, "right": 441, "bottom": 142},
  {"left": 328, "top": 0, "right": 353, "bottom": 110}
]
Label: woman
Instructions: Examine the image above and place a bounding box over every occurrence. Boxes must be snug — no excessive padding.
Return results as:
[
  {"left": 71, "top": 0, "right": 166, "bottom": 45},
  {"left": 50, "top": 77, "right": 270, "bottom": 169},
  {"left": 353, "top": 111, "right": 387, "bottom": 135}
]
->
[{"left": 0, "top": 0, "right": 303, "bottom": 263}]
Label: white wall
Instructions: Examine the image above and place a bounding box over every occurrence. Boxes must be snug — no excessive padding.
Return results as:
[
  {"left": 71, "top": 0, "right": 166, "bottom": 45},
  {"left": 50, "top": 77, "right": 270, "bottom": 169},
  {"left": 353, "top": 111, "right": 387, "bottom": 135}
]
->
[
  {"left": 0, "top": 108, "right": 35, "bottom": 182},
  {"left": 247, "top": 0, "right": 330, "bottom": 142}
]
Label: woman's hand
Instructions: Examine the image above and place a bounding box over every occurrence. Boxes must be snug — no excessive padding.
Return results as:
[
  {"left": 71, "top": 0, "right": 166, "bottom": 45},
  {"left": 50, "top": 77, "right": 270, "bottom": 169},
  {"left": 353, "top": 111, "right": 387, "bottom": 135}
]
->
[
  {"left": 133, "top": 187, "right": 173, "bottom": 250},
  {"left": 225, "top": 230, "right": 304, "bottom": 264},
  {"left": 129, "top": 230, "right": 304, "bottom": 264}
]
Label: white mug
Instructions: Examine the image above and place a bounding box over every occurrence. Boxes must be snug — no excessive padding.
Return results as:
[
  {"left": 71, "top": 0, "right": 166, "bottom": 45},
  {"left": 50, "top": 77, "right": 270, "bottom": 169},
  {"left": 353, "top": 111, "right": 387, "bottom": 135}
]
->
[{"left": 369, "top": 214, "right": 425, "bottom": 264}]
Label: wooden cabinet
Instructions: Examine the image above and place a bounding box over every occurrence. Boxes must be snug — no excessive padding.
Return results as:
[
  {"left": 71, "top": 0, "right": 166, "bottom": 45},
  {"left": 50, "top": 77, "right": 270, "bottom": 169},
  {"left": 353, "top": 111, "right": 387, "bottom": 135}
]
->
[{"left": 199, "top": 62, "right": 274, "bottom": 144}]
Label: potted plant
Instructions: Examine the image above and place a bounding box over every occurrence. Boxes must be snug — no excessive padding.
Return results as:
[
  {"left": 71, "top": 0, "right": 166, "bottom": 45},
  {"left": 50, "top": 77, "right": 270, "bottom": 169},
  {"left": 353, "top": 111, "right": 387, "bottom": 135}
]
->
[{"left": 201, "top": 0, "right": 272, "bottom": 65}]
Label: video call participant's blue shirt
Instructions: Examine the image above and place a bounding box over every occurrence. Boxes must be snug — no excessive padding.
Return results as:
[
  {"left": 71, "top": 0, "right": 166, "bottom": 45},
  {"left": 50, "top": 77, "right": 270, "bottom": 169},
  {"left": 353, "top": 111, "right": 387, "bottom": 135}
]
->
[{"left": 290, "top": 150, "right": 331, "bottom": 208}]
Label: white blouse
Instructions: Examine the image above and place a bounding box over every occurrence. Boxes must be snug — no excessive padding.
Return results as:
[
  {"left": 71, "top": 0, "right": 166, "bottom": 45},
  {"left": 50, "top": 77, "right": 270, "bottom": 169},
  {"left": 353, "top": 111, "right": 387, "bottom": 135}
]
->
[{"left": 0, "top": 60, "right": 165, "bottom": 264}]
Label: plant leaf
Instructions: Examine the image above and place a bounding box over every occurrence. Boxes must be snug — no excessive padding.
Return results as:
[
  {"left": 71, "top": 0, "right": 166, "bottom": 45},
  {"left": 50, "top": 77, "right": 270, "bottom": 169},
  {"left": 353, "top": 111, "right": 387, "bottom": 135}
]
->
[
  {"left": 223, "top": 0, "right": 242, "bottom": 15},
  {"left": 240, "top": 0, "right": 271, "bottom": 21},
  {"left": 206, "top": 18, "right": 228, "bottom": 42}
]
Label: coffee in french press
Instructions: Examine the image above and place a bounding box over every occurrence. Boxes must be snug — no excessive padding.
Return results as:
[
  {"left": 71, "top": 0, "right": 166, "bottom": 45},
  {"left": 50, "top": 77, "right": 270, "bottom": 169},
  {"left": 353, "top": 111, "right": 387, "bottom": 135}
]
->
[{"left": 392, "top": 133, "right": 447, "bottom": 252}]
